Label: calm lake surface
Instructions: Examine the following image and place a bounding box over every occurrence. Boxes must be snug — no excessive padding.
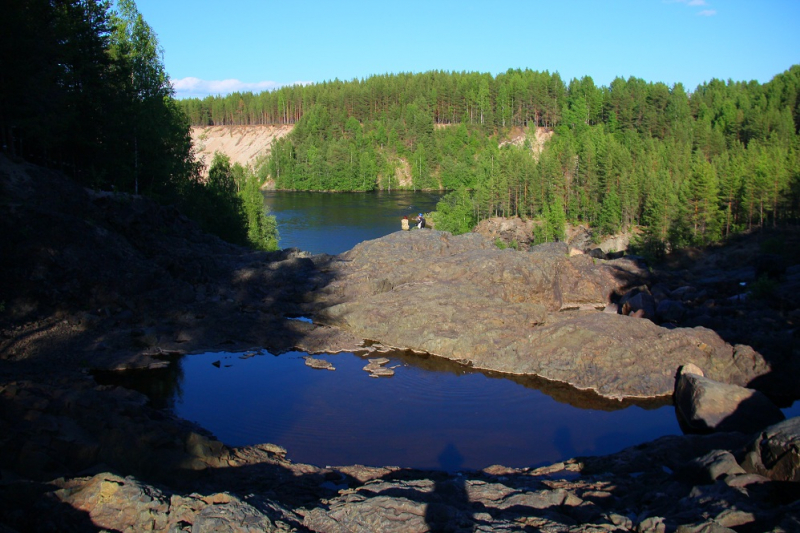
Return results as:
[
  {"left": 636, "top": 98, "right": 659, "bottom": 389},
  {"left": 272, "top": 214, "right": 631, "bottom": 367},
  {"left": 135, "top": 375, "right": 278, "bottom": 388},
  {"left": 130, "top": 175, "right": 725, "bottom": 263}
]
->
[
  {"left": 105, "top": 348, "right": 681, "bottom": 471},
  {"left": 261, "top": 190, "right": 442, "bottom": 255}
]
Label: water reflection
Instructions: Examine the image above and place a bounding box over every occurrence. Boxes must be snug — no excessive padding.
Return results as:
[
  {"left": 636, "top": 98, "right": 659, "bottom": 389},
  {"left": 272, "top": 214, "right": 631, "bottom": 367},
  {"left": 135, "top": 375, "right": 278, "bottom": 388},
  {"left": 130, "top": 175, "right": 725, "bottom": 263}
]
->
[{"left": 95, "top": 348, "right": 681, "bottom": 471}]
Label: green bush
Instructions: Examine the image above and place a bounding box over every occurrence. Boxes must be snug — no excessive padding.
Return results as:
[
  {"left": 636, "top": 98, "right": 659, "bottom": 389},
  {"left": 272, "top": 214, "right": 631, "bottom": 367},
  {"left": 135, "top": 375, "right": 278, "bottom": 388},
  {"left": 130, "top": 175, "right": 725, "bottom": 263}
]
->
[
  {"left": 433, "top": 188, "right": 476, "bottom": 235},
  {"left": 749, "top": 274, "right": 779, "bottom": 300}
]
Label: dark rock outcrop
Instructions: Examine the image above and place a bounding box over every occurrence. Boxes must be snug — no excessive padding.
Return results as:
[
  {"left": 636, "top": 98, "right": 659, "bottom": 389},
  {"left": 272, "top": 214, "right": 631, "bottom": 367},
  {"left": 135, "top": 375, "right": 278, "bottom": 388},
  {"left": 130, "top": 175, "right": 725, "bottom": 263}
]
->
[
  {"left": 317, "top": 230, "right": 772, "bottom": 399},
  {"left": 741, "top": 417, "right": 800, "bottom": 481}
]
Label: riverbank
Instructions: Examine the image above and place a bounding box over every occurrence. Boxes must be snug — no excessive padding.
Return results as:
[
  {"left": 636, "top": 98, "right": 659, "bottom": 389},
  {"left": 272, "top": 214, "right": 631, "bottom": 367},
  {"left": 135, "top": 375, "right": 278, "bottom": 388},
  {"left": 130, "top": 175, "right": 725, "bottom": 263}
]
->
[{"left": 1, "top": 154, "right": 798, "bottom": 531}]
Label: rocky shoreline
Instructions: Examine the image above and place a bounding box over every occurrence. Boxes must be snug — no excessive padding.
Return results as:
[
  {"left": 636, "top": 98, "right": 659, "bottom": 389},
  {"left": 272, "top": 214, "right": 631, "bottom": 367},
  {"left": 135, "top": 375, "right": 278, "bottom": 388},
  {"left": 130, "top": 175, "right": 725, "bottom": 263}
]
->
[{"left": 1, "top": 154, "right": 799, "bottom": 531}]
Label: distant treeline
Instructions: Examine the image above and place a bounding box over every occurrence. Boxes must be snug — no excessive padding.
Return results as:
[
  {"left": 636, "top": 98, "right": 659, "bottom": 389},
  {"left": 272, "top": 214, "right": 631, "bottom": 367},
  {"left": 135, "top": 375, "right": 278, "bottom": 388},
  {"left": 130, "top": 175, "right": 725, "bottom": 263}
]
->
[{"left": 179, "top": 67, "right": 800, "bottom": 251}]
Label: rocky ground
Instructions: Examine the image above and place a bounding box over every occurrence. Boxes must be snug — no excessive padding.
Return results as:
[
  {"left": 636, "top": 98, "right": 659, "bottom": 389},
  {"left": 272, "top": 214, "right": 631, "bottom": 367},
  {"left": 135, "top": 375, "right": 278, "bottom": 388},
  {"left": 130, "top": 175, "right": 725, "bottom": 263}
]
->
[
  {"left": 315, "top": 232, "right": 786, "bottom": 400},
  {"left": 1, "top": 153, "right": 799, "bottom": 531}
]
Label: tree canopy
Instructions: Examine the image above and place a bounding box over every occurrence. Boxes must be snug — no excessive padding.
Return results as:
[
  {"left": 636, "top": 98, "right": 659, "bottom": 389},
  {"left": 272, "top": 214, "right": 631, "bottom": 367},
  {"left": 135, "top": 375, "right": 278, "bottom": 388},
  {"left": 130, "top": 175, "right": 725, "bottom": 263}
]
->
[{"left": 1, "top": 0, "right": 277, "bottom": 250}]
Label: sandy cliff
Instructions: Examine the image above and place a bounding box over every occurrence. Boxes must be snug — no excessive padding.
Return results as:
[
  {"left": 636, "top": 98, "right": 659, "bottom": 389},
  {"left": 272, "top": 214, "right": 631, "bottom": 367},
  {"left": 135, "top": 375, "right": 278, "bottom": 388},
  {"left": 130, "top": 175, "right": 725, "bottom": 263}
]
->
[{"left": 190, "top": 124, "right": 294, "bottom": 175}]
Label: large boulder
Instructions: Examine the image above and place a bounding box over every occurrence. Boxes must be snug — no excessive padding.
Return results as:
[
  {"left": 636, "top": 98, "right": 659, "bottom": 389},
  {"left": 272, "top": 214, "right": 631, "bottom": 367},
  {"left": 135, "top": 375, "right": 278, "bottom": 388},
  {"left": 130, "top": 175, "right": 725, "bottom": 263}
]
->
[
  {"left": 317, "top": 231, "right": 772, "bottom": 399},
  {"left": 674, "top": 366, "right": 785, "bottom": 434}
]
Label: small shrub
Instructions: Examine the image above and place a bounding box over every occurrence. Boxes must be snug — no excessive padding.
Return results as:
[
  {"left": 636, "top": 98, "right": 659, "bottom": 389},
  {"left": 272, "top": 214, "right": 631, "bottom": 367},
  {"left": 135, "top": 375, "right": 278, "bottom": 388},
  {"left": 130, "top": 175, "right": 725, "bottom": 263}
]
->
[
  {"left": 760, "top": 236, "right": 785, "bottom": 256},
  {"left": 749, "top": 274, "right": 779, "bottom": 300},
  {"left": 628, "top": 233, "right": 667, "bottom": 265},
  {"left": 495, "top": 238, "right": 507, "bottom": 250}
]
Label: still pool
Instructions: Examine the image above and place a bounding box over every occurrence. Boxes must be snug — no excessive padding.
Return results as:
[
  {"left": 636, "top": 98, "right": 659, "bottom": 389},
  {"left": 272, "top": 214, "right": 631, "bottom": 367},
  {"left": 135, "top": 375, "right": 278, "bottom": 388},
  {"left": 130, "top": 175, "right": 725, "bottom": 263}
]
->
[{"left": 100, "top": 348, "right": 685, "bottom": 471}]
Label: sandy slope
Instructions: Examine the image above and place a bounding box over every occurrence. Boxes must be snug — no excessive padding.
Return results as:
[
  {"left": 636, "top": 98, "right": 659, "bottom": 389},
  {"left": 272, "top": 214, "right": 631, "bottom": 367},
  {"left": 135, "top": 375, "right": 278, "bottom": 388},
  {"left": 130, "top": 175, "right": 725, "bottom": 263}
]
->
[{"left": 190, "top": 124, "right": 293, "bottom": 175}]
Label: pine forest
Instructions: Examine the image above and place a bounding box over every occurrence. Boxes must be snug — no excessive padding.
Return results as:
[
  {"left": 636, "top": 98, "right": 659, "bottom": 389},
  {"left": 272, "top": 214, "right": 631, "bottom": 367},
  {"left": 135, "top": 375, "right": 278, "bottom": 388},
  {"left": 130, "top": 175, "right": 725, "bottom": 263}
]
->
[{"left": 179, "top": 68, "right": 800, "bottom": 251}]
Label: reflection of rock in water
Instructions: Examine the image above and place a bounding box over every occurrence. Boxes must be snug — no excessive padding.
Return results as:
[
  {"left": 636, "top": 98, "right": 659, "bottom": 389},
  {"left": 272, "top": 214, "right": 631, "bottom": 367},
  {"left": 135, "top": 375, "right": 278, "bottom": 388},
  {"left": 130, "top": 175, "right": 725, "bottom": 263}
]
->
[
  {"left": 92, "top": 359, "right": 185, "bottom": 410},
  {"left": 358, "top": 346, "right": 671, "bottom": 412}
]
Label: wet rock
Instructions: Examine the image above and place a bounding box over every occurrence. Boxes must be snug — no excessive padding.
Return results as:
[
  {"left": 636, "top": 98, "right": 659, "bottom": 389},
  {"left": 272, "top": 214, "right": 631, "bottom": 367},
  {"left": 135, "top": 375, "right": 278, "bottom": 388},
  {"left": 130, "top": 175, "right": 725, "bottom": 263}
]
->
[
  {"left": 675, "top": 371, "right": 784, "bottom": 434},
  {"left": 363, "top": 357, "right": 394, "bottom": 377},
  {"left": 741, "top": 417, "right": 800, "bottom": 481},
  {"left": 304, "top": 356, "right": 335, "bottom": 371}
]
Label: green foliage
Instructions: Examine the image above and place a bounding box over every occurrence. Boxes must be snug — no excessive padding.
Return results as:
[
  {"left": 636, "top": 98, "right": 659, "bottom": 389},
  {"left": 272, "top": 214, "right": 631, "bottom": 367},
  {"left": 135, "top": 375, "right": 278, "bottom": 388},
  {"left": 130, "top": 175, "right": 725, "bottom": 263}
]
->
[
  {"left": 545, "top": 201, "right": 567, "bottom": 242},
  {"left": 432, "top": 188, "right": 476, "bottom": 235},
  {"left": 598, "top": 190, "right": 622, "bottom": 236},
  {"left": 494, "top": 238, "right": 507, "bottom": 250},
  {"left": 760, "top": 236, "right": 785, "bottom": 255},
  {"left": 628, "top": 232, "right": 668, "bottom": 265},
  {"left": 241, "top": 172, "right": 279, "bottom": 252},
  {"left": 749, "top": 275, "right": 779, "bottom": 300},
  {"left": 195, "top": 152, "right": 279, "bottom": 250},
  {"left": 532, "top": 221, "right": 547, "bottom": 245}
]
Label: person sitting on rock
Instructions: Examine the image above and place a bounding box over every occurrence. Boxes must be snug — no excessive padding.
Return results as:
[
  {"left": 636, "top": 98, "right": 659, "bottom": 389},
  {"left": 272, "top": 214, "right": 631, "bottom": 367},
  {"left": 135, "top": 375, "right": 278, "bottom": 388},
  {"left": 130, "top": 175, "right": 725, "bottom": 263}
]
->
[
  {"left": 401, "top": 216, "right": 410, "bottom": 231},
  {"left": 416, "top": 213, "right": 426, "bottom": 229}
]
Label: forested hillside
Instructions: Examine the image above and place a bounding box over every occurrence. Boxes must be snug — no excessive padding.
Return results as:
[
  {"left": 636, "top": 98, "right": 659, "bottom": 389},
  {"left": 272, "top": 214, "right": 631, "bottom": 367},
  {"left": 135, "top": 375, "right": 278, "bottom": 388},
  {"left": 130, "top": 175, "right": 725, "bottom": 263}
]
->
[
  {"left": 1, "top": 0, "right": 278, "bottom": 251},
  {"left": 180, "top": 68, "right": 800, "bottom": 251}
]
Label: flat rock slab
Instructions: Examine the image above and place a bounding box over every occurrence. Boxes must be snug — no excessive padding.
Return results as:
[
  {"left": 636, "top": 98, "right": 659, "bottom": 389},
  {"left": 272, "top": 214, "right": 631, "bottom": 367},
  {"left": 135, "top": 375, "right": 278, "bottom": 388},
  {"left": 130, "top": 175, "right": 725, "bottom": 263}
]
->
[
  {"left": 363, "top": 358, "right": 395, "bottom": 377},
  {"left": 316, "top": 231, "right": 771, "bottom": 399}
]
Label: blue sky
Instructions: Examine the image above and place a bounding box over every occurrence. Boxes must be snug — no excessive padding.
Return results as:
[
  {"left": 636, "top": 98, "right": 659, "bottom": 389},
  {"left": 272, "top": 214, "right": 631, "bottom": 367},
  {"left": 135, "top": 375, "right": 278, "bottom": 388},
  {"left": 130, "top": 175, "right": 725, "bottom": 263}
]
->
[{"left": 131, "top": 0, "right": 800, "bottom": 99}]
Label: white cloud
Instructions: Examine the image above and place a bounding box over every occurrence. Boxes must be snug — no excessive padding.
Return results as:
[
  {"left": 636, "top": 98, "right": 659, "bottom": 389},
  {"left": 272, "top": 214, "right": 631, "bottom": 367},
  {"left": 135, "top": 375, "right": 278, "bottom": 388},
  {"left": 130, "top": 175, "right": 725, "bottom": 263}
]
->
[
  {"left": 687, "top": 0, "right": 707, "bottom": 6},
  {"left": 171, "top": 77, "right": 313, "bottom": 99},
  {"left": 697, "top": 9, "right": 717, "bottom": 16}
]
